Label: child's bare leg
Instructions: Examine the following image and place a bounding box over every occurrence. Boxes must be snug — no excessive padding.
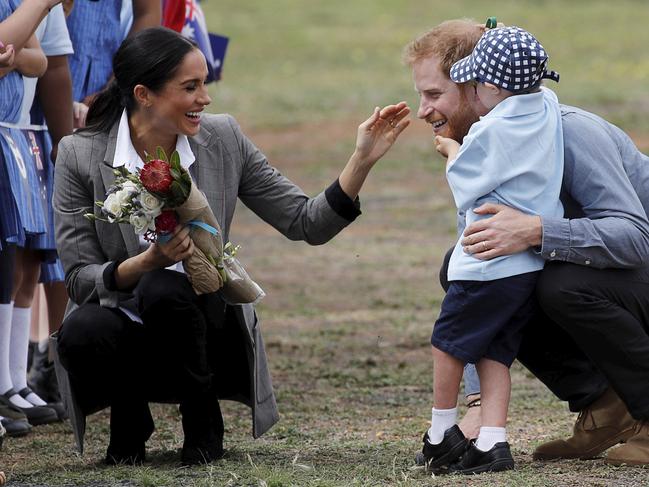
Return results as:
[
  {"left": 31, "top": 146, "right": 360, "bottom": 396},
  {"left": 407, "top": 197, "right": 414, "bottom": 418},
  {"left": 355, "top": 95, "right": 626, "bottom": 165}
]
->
[
  {"left": 433, "top": 346, "right": 463, "bottom": 408},
  {"left": 428, "top": 346, "right": 464, "bottom": 443},
  {"left": 43, "top": 281, "right": 67, "bottom": 335},
  {"left": 475, "top": 358, "right": 510, "bottom": 450}
]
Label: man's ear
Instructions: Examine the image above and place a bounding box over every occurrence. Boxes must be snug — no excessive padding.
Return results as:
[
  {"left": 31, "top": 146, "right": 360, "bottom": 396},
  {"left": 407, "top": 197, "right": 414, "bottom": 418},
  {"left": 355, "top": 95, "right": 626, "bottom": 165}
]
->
[
  {"left": 133, "top": 84, "right": 152, "bottom": 108},
  {"left": 483, "top": 82, "right": 501, "bottom": 96}
]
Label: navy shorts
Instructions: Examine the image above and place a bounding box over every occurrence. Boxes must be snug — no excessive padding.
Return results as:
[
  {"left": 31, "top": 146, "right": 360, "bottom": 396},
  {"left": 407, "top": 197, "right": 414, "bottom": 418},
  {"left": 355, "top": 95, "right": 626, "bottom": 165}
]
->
[{"left": 431, "top": 271, "right": 540, "bottom": 367}]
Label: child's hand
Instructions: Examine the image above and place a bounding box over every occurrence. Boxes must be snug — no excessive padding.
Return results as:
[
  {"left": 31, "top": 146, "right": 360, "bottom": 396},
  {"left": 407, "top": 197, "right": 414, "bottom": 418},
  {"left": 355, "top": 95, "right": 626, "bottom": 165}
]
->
[
  {"left": 0, "top": 42, "right": 15, "bottom": 69},
  {"left": 434, "top": 135, "right": 459, "bottom": 158}
]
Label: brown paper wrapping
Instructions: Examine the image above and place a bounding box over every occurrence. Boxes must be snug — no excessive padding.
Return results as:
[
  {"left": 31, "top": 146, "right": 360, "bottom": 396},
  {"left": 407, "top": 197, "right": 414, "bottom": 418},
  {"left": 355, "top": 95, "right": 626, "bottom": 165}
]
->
[
  {"left": 174, "top": 182, "right": 265, "bottom": 304},
  {"left": 175, "top": 184, "right": 224, "bottom": 294}
]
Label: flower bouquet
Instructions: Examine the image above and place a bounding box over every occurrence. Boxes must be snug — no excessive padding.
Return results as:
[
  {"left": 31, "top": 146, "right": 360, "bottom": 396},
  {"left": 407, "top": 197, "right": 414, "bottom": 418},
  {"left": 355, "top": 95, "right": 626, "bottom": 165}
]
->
[{"left": 86, "top": 148, "right": 265, "bottom": 305}]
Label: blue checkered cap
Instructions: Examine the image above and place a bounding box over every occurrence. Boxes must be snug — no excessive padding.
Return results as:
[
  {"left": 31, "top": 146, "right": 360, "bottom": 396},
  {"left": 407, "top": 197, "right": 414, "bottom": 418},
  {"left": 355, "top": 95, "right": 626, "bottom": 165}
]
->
[{"left": 450, "top": 26, "right": 559, "bottom": 92}]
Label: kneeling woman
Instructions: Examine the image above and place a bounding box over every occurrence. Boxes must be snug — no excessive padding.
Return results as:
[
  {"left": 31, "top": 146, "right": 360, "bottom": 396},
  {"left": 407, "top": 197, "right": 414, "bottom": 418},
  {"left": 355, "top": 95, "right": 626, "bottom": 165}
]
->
[{"left": 53, "top": 27, "right": 409, "bottom": 465}]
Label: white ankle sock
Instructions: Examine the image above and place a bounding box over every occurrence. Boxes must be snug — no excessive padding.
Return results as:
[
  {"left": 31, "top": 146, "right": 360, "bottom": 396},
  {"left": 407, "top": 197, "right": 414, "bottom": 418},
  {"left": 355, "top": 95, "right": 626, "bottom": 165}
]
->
[
  {"left": 0, "top": 303, "right": 15, "bottom": 395},
  {"left": 475, "top": 426, "right": 506, "bottom": 451},
  {"left": 427, "top": 407, "right": 458, "bottom": 445}
]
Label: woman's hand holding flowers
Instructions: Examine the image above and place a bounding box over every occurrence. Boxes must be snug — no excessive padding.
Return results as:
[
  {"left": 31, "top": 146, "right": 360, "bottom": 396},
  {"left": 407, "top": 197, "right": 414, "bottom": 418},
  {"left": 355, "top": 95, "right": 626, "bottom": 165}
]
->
[{"left": 144, "top": 224, "right": 195, "bottom": 269}]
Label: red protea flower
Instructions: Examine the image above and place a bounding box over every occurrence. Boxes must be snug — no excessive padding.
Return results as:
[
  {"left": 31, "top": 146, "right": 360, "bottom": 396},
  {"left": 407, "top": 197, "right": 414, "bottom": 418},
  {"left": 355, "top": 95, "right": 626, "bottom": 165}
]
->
[
  {"left": 140, "top": 159, "right": 173, "bottom": 194},
  {"left": 155, "top": 210, "right": 178, "bottom": 234}
]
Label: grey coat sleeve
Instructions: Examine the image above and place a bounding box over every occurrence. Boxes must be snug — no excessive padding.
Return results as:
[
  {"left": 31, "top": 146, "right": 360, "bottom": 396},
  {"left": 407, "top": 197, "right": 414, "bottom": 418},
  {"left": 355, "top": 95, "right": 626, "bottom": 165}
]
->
[
  {"left": 53, "top": 136, "right": 130, "bottom": 307},
  {"left": 540, "top": 112, "right": 649, "bottom": 268},
  {"left": 224, "top": 115, "right": 355, "bottom": 245}
]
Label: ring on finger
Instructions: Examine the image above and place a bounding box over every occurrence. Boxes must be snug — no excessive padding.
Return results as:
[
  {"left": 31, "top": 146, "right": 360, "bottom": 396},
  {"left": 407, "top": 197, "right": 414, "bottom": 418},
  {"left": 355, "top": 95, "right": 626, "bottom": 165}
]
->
[{"left": 481, "top": 241, "right": 487, "bottom": 251}]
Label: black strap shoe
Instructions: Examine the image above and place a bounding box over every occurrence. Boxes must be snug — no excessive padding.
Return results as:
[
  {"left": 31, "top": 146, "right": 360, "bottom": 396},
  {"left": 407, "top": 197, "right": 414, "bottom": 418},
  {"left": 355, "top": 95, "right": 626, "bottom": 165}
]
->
[
  {"left": 0, "top": 389, "right": 58, "bottom": 426},
  {"left": 421, "top": 425, "right": 468, "bottom": 471},
  {"left": 448, "top": 440, "right": 514, "bottom": 474},
  {"left": 0, "top": 417, "right": 31, "bottom": 438},
  {"left": 17, "top": 387, "right": 66, "bottom": 421}
]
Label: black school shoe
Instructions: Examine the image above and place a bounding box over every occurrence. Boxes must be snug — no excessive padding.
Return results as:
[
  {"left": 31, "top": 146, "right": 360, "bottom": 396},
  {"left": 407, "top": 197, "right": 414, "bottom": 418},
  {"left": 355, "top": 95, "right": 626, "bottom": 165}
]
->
[
  {"left": 0, "top": 389, "right": 58, "bottom": 426},
  {"left": 420, "top": 425, "right": 469, "bottom": 471},
  {"left": 448, "top": 440, "right": 514, "bottom": 475},
  {"left": 0, "top": 417, "right": 31, "bottom": 438},
  {"left": 17, "top": 387, "right": 66, "bottom": 421}
]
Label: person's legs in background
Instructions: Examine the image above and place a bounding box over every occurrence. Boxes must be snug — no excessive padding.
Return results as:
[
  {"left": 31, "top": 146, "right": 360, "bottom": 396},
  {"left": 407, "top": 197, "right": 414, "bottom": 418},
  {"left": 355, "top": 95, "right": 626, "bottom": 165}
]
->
[
  {"left": 0, "top": 243, "right": 57, "bottom": 428},
  {"left": 28, "top": 280, "right": 68, "bottom": 407},
  {"left": 459, "top": 364, "right": 481, "bottom": 439}
]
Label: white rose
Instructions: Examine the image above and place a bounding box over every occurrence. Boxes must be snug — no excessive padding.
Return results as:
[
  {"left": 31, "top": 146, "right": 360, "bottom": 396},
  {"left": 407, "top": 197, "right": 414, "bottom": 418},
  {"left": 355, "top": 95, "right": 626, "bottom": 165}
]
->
[
  {"left": 115, "top": 188, "right": 134, "bottom": 207},
  {"left": 139, "top": 191, "right": 163, "bottom": 217},
  {"left": 129, "top": 212, "right": 151, "bottom": 235},
  {"left": 122, "top": 180, "right": 139, "bottom": 194},
  {"left": 103, "top": 193, "right": 123, "bottom": 222}
]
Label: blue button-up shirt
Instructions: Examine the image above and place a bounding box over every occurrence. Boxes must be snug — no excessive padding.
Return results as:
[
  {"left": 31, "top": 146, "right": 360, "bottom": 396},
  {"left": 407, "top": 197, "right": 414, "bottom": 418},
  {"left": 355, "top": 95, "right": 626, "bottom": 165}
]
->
[
  {"left": 539, "top": 105, "right": 649, "bottom": 268},
  {"left": 447, "top": 87, "right": 564, "bottom": 281}
]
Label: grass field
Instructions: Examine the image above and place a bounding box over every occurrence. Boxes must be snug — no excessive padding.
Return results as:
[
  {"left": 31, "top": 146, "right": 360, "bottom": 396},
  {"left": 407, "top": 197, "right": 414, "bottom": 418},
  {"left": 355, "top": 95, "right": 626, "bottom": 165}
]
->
[{"left": 3, "top": 1, "right": 649, "bottom": 485}]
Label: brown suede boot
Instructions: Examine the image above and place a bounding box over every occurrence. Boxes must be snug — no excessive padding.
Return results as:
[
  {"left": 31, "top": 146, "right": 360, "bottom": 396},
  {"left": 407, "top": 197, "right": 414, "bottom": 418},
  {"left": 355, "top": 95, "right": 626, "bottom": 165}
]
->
[
  {"left": 533, "top": 388, "right": 635, "bottom": 460},
  {"left": 606, "top": 421, "right": 649, "bottom": 466}
]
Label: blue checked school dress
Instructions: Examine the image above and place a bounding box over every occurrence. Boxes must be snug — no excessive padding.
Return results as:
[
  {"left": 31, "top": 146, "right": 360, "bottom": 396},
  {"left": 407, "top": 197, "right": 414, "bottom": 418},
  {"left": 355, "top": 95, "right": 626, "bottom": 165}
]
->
[
  {"left": 0, "top": 0, "right": 49, "bottom": 251},
  {"left": 66, "top": 0, "right": 121, "bottom": 101},
  {"left": 26, "top": 109, "right": 64, "bottom": 282}
]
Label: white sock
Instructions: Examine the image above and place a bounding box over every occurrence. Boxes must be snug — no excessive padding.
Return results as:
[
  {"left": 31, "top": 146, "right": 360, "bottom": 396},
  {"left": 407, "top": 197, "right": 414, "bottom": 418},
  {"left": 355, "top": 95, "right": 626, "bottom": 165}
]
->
[
  {"left": 9, "top": 306, "right": 31, "bottom": 391},
  {"left": 0, "top": 303, "right": 32, "bottom": 408},
  {"left": 10, "top": 306, "right": 46, "bottom": 406},
  {"left": 0, "top": 303, "right": 15, "bottom": 395},
  {"left": 475, "top": 426, "right": 506, "bottom": 452},
  {"left": 427, "top": 407, "right": 457, "bottom": 445}
]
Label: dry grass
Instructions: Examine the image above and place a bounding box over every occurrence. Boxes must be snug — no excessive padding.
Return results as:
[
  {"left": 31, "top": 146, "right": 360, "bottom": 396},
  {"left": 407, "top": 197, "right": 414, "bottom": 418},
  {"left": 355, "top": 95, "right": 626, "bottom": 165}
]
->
[{"left": 3, "top": 1, "right": 649, "bottom": 485}]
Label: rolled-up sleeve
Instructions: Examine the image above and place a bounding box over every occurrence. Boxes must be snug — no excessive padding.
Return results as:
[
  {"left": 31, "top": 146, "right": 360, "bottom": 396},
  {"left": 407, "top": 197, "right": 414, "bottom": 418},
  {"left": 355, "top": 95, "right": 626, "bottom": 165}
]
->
[{"left": 540, "top": 112, "right": 649, "bottom": 268}]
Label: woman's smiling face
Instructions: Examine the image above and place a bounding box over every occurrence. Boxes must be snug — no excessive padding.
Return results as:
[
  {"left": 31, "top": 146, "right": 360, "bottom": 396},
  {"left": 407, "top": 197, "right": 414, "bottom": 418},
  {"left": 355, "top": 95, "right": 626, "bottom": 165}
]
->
[{"left": 147, "top": 48, "right": 212, "bottom": 137}]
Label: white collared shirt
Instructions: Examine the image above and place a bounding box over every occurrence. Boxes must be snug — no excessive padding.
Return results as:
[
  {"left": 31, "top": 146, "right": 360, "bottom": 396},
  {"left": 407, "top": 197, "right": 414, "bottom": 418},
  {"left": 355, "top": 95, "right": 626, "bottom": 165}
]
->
[
  {"left": 113, "top": 109, "right": 195, "bottom": 173},
  {"left": 113, "top": 109, "right": 196, "bottom": 322}
]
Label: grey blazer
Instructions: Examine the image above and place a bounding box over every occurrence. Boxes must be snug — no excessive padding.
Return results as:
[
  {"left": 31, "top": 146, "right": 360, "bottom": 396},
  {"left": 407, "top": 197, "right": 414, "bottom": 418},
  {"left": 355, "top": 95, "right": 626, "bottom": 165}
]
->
[{"left": 52, "top": 113, "right": 353, "bottom": 453}]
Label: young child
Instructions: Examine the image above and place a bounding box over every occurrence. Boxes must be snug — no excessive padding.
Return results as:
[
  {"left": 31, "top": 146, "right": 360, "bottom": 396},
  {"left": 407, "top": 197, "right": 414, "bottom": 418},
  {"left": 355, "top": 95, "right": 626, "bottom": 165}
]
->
[{"left": 420, "top": 26, "right": 564, "bottom": 474}]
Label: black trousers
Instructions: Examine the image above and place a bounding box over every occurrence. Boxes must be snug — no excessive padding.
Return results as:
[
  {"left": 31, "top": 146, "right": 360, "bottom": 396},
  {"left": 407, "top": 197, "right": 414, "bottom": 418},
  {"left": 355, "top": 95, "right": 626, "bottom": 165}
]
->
[
  {"left": 57, "top": 269, "right": 248, "bottom": 448},
  {"left": 440, "top": 249, "right": 649, "bottom": 420}
]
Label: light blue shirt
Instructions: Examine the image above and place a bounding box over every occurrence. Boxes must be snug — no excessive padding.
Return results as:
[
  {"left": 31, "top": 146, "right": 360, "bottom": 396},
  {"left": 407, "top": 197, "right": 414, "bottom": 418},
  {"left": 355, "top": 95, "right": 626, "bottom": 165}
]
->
[
  {"left": 15, "top": 4, "right": 73, "bottom": 130},
  {"left": 446, "top": 87, "right": 564, "bottom": 281}
]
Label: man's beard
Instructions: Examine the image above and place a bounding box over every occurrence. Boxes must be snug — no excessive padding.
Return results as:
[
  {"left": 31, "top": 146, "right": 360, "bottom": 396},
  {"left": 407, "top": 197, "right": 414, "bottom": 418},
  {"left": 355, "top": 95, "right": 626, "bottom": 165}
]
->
[{"left": 446, "top": 89, "right": 480, "bottom": 143}]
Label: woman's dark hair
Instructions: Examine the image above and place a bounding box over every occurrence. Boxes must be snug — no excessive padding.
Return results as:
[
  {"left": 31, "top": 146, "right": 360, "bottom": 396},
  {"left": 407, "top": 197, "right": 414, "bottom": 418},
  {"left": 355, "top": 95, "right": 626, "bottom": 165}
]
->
[{"left": 83, "top": 27, "right": 196, "bottom": 134}]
